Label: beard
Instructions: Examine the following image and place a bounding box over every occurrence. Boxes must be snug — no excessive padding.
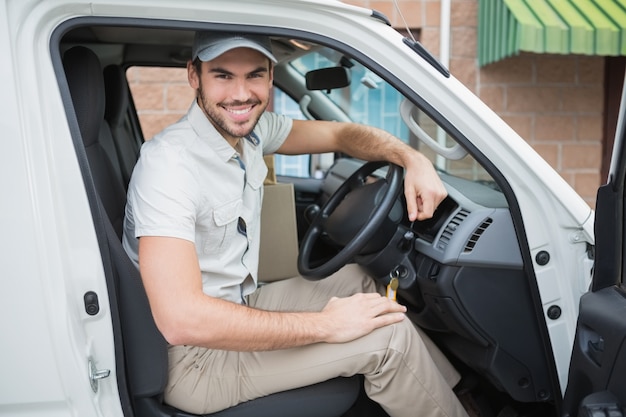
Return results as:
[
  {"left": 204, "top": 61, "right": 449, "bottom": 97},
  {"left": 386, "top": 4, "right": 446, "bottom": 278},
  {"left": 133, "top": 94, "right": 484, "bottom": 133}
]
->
[{"left": 196, "top": 82, "right": 267, "bottom": 141}]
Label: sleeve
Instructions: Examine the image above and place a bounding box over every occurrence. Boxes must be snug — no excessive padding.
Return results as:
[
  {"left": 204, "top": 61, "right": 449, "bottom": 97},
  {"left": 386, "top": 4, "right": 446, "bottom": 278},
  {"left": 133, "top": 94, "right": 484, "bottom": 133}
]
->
[
  {"left": 256, "top": 112, "right": 293, "bottom": 155},
  {"left": 128, "top": 141, "right": 198, "bottom": 243}
]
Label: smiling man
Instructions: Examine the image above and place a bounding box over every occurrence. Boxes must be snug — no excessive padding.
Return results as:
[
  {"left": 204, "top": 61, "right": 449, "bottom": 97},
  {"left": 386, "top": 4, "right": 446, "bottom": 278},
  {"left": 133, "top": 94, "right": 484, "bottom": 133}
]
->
[
  {"left": 122, "top": 31, "right": 468, "bottom": 417},
  {"left": 190, "top": 33, "right": 271, "bottom": 146}
]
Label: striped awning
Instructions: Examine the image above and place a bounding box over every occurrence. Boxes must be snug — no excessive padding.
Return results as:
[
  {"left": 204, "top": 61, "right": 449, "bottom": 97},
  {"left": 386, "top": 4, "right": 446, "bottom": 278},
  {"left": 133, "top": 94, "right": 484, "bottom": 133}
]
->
[{"left": 478, "top": 0, "right": 626, "bottom": 66}]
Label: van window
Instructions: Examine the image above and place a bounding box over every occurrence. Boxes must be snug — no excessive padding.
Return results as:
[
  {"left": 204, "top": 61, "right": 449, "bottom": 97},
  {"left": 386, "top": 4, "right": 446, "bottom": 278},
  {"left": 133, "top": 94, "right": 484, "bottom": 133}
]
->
[{"left": 272, "top": 89, "right": 314, "bottom": 178}]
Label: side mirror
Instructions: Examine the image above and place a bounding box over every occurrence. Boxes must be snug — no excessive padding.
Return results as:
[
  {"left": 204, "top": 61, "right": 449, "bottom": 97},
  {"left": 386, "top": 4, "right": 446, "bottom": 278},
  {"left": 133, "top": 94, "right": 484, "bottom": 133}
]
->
[{"left": 305, "top": 67, "right": 351, "bottom": 92}]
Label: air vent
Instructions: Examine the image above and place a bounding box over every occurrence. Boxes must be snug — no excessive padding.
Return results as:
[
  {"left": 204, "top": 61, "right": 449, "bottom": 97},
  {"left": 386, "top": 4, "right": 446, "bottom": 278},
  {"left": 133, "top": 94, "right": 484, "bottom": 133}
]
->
[
  {"left": 437, "top": 209, "right": 469, "bottom": 250},
  {"left": 464, "top": 218, "right": 493, "bottom": 253}
]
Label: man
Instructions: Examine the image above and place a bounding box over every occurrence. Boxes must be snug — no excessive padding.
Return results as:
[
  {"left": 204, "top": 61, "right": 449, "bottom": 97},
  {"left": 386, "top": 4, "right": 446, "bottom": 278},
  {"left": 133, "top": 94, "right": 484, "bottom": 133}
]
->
[{"left": 122, "top": 31, "right": 469, "bottom": 417}]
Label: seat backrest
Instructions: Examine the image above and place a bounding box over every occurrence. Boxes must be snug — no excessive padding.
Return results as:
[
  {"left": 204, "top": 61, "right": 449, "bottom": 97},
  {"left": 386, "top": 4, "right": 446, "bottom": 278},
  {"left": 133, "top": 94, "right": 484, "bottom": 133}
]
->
[
  {"left": 63, "top": 46, "right": 170, "bottom": 409},
  {"left": 63, "top": 46, "right": 127, "bottom": 238},
  {"left": 104, "top": 214, "right": 170, "bottom": 405},
  {"left": 103, "top": 64, "right": 142, "bottom": 189}
]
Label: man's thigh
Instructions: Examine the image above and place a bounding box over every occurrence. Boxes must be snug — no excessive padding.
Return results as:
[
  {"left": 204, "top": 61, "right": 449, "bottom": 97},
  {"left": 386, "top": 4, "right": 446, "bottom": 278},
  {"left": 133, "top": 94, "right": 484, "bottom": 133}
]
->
[
  {"left": 165, "top": 265, "right": 461, "bottom": 415},
  {"left": 248, "top": 263, "right": 383, "bottom": 312},
  {"left": 166, "top": 317, "right": 407, "bottom": 414}
]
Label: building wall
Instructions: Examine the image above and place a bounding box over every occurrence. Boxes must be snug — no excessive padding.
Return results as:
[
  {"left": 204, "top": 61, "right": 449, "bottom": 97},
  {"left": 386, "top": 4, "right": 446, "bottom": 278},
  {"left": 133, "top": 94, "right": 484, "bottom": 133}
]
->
[
  {"left": 126, "top": 67, "right": 194, "bottom": 141},
  {"left": 128, "top": 0, "right": 604, "bottom": 206}
]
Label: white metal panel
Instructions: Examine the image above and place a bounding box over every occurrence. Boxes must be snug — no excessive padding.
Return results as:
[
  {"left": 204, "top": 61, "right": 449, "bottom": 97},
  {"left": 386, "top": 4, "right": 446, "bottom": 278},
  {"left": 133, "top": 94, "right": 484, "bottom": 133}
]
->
[
  {"left": 0, "top": 1, "right": 596, "bottom": 412},
  {"left": 2, "top": 0, "right": 121, "bottom": 416}
]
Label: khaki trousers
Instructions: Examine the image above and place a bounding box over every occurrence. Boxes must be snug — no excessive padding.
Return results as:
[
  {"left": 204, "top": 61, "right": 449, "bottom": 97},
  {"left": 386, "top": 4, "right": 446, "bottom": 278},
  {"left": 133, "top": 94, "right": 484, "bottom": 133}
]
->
[{"left": 165, "top": 264, "right": 468, "bottom": 417}]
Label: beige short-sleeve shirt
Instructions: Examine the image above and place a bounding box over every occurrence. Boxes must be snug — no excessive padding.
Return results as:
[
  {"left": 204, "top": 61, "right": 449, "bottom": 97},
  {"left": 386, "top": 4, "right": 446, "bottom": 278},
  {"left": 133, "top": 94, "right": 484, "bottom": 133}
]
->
[{"left": 123, "top": 101, "right": 292, "bottom": 303}]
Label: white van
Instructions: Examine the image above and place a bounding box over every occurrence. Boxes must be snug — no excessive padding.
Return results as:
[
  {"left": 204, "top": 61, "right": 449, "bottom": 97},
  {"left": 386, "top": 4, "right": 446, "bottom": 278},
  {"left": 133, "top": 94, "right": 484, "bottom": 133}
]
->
[{"left": 1, "top": 1, "right": 624, "bottom": 416}]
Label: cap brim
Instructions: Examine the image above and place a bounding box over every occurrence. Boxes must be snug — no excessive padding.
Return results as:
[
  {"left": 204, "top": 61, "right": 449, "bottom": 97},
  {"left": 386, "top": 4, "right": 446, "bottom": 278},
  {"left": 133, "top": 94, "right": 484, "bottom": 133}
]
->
[{"left": 196, "top": 39, "right": 277, "bottom": 63}]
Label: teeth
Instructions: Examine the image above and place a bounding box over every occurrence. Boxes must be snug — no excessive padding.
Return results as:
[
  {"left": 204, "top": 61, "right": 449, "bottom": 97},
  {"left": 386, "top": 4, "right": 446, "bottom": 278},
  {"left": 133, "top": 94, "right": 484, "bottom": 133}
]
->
[{"left": 226, "top": 107, "right": 251, "bottom": 115}]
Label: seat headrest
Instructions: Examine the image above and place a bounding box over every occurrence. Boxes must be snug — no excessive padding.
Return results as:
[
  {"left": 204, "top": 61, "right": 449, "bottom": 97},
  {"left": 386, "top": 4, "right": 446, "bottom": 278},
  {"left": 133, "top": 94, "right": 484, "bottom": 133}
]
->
[
  {"left": 103, "top": 64, "right": 130, "bottom": 128},
  {"left": 62, "top": 46, "right": 105, "bottom": 148}
]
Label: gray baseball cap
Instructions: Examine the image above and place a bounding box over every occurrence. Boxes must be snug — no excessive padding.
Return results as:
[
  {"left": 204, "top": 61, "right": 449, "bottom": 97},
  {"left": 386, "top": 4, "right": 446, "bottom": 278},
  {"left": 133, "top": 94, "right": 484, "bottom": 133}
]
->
[{"left": 192, "top": 31, "right": 277, "bottom": 63}]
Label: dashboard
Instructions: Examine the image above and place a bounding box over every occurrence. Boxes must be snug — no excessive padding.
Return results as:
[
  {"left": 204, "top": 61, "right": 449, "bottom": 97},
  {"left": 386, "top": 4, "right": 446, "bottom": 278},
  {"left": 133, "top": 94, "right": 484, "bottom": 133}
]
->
[{"left": 319, "top": 158, "right": 553, "bottom": 404}]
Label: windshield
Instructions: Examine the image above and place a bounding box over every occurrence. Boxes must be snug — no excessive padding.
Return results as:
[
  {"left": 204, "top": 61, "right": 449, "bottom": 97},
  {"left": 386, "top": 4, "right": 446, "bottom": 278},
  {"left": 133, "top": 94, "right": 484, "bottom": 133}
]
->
[{"left": 275, "top": 47, "right": 498, "bottom": 193}]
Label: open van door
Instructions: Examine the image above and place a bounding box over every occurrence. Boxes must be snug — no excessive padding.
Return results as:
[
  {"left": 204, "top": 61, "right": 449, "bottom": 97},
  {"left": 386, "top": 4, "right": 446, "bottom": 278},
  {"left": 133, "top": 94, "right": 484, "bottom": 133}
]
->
[{"left": 561, "top": 73, "right": 626, "bottom": 417}]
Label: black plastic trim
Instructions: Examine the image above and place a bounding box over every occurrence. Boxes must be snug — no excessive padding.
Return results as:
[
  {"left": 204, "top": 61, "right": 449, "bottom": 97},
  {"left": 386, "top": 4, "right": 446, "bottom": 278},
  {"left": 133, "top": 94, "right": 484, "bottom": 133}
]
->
[
  {"left": 371, "top": 9, "right": 392, "bottom": 26},
  {"left": 402, "top": 37, "right": 450, "bottom": 78}
]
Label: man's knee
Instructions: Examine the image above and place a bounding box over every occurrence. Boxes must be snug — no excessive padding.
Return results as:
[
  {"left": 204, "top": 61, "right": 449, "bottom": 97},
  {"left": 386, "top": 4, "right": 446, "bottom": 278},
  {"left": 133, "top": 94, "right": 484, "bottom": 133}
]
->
[
  {"left": 323, "top": 264, "right": 383, "bottom": 296},
  {"left": 387, "top": 317, "right": 419, "bottom": 351}
]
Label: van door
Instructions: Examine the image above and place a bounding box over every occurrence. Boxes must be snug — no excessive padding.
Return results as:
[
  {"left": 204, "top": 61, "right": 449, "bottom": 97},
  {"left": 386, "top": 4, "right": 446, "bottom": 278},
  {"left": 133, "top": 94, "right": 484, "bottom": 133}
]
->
[{"left": 561, "top": 75, "right": 626, "bottom": 416}]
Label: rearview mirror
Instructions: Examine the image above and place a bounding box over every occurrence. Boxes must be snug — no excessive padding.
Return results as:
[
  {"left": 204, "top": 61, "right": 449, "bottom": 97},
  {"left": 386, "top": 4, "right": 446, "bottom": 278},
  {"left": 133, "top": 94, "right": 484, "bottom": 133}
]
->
[{"left": 305, "top": 67, "right": 351, "bottom": 92}]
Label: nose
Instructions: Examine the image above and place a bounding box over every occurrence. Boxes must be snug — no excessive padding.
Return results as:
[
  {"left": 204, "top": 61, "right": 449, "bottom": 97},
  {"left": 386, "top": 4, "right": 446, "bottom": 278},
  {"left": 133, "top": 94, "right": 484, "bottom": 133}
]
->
[{"left": 230, "top": 77, "right": 252, "bottom": 102}]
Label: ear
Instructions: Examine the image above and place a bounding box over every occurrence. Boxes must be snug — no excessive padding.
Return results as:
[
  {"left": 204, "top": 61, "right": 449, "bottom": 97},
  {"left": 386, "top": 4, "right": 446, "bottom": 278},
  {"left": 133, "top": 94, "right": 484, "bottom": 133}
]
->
[
  {"left": 268, "top": 63, "right": 274, "bottom": 86},
  {"left": 187, "top": 60, "right": 200, "bottom": 90}
]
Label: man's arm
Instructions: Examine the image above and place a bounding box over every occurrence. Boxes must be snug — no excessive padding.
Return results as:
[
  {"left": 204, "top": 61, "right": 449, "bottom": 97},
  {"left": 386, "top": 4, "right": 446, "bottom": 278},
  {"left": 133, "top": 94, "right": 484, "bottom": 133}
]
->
[
  {"left": 139, "top": 235, "right": 407, "bottom": 350},
  {"left": 276, "top": 120, "right": 447, "bottom": 221}
]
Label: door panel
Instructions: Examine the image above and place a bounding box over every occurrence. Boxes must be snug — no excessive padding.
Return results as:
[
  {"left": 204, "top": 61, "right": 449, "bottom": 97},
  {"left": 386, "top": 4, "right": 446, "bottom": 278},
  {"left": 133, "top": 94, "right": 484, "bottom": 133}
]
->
[
  {"left": 562, "top": 74, "right": 626, "bottom": 416},
  {"left": 562, "top": 287, "right": 626, "bottom": 416}
]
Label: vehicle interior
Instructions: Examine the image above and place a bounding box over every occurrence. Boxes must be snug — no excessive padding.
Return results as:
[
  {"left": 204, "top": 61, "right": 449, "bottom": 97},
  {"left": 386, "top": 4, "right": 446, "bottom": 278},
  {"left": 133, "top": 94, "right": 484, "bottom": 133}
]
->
[{"left": 54, "top": 18, "right": 560, "bottom": 417}]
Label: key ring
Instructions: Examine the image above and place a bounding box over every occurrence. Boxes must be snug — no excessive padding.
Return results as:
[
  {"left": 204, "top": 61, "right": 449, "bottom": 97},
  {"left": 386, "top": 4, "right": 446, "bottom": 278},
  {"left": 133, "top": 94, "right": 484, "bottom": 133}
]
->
[{"left": 386, "top": 269, "right": 400, "bottom": 301}]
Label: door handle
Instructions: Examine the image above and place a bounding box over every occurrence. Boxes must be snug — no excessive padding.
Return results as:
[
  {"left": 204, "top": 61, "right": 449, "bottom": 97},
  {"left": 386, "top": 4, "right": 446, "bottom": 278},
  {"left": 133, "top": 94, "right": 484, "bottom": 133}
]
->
[{"left": 587, "top": 336, "right": 604, "bottom": 366}]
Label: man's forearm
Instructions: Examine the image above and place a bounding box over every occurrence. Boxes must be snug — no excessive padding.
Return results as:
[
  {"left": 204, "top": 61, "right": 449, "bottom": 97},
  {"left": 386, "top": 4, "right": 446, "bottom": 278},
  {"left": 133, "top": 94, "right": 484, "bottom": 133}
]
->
[
  {"left": 167, "top": 295, "right": 329, "bottom": 351},
  {"left": 279, "top": 120, "right": 422, "bottom": 168},
  {"left": 334, "top": 123, "right": 423, "bottom": 169},
  {"left": 156, "top": 290, "right": 406, "bottom": 351}
]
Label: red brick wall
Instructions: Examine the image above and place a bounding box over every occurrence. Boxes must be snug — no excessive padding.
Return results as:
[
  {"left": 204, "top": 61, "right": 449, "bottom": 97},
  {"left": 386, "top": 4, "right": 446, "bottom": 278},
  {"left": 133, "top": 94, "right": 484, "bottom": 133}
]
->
[
  {"left": 126, "top": 67, "right": 193, "bottom": 140},
  {"left": 128, "top": 0, "right": 604, "bottom": 206},
  {"left": 480, "top": 54, "right": 604, "bottom": 202}
]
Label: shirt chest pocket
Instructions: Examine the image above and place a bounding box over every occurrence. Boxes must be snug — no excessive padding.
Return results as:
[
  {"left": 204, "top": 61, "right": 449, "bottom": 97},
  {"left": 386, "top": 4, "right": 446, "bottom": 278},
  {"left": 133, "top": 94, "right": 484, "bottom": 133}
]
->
[
  {"left": 245, "top": 152, "right": 268, "bottom": 191},
  {"left": 202, "top": 199, "right": 242, "bottom": 256}
]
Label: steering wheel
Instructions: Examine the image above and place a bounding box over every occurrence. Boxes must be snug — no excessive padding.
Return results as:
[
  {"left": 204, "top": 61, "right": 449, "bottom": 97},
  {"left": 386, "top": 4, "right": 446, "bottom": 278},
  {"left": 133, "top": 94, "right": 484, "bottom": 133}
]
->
[{"left": 298, "top": 161, "right": 404, "bottom": 279}]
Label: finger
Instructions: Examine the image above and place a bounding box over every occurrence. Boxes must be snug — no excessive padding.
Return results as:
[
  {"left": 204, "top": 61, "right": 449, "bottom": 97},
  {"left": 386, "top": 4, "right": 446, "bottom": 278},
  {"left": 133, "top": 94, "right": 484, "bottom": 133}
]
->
[
  {"left": 416, "top": 184, "right": 448, "bottom": 220},
  {"left": 369, "top": 297, "right": 407, "bottom": 315},
  {"left": 415, "top": 193, "right": 436, "bottom": 220},
  {"left": 404, "top": 183, "right": 418, "bottom": 221},
  {"left": 371, "top": 312, "right": 406, "bottom": 329}
]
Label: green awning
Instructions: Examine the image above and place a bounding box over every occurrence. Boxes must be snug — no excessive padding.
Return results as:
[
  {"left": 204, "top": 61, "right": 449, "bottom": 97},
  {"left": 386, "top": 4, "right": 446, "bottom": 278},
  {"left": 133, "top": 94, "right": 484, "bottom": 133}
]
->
[{"left": 478, "top": 0, "right": 626, "bottom": 66}]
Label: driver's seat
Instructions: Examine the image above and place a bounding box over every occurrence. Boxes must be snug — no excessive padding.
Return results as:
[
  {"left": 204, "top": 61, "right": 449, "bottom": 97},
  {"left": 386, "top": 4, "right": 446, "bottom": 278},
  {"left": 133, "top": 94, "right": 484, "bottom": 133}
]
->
[
  {"left": 62, "top": 45, "right": 361, "bottom": 417},
  {"left": 109, "top": 226, "right": 360, "bottom": 417}
]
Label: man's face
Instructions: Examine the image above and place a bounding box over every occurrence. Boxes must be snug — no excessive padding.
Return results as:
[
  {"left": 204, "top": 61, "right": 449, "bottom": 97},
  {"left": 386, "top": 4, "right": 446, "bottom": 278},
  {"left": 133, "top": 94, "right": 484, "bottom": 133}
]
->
[{"left": 188, "top": 47, "right": 273, "bottom": 145}]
